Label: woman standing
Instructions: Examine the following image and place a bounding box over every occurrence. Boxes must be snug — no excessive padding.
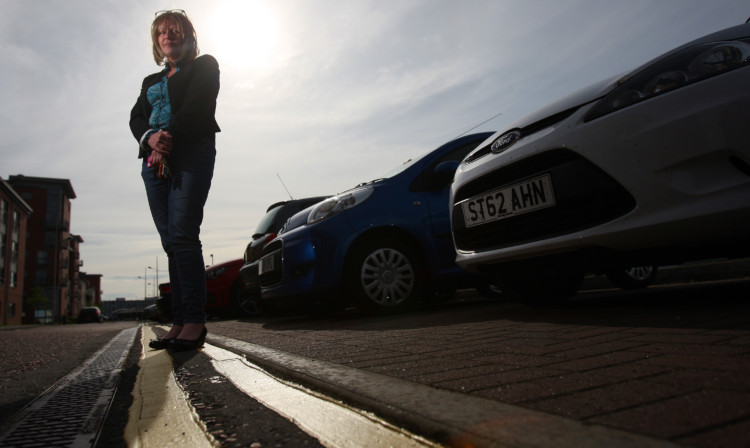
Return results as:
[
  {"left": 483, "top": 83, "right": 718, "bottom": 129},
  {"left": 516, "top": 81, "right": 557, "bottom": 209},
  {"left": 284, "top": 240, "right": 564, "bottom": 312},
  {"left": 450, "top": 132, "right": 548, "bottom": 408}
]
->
[{"left": 129, "top": 10, "right": 220, "bottom": 351}]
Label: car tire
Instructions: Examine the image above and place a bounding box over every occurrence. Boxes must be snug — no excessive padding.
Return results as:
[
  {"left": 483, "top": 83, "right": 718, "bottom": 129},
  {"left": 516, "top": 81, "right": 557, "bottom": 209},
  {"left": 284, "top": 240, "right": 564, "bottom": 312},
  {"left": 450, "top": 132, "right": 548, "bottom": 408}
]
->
[
  {"left": 347, "top": 237, "right": 426, "bottom": 313},
  {"left": 606, "top": 265, "right": 658, "bottom": 290},
  {"left": 230, "top": 282, "right": 261, "bottom": 316},
  {"left": 498, "top": 269, "right": 584, "bottom": 306}
]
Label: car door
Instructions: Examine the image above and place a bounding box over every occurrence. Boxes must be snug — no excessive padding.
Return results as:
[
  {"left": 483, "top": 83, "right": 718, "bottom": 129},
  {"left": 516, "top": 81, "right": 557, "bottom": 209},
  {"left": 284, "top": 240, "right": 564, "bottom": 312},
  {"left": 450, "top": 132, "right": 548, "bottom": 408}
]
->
[{"left": 413, "top": 140, "right": 488, "bottom": 272}]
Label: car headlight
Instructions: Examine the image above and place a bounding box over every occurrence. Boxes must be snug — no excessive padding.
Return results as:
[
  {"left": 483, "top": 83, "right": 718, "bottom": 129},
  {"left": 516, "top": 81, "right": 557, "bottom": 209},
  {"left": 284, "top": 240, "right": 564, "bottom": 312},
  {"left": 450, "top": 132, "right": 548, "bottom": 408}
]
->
[
  {"left": 586, "top": 38, "right": 750, "bottom": 121},
  {"left": 206, "top": 266, "right": 227, "bottom": 279},
  {"left": 307, "top": 187, "right": 374, "bottom": 225}
]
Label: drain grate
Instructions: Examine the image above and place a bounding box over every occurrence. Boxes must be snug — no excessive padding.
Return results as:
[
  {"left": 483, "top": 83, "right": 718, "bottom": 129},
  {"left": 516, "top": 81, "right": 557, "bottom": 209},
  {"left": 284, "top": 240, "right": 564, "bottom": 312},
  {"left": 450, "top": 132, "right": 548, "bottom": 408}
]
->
[{"left": 0, "top": 326, "right": 139, "bottom": 448}]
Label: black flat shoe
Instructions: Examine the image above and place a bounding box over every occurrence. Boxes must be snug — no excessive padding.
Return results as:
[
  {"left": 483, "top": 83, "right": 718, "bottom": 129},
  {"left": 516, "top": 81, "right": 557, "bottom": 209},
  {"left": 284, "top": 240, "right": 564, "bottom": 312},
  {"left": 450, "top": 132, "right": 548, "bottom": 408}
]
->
[
  {"left": 167, "top": 328, "right": 207, "bottom": 352},
  {"left": 148, "top": 338, "right": 175, "bottom": 350}
]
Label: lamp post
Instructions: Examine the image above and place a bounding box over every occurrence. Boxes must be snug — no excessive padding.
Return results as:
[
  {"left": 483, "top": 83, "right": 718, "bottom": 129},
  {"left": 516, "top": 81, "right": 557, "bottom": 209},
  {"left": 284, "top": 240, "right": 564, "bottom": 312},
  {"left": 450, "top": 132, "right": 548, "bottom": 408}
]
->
[
  {"left": 147, "top": 266, "right": 155, "bottom": 297},
  {"left": 138, "top": 268, "right": 147, "bottom": 299},
  {"left": 155, "top": 256, "right": 159, "bottom": 295}
]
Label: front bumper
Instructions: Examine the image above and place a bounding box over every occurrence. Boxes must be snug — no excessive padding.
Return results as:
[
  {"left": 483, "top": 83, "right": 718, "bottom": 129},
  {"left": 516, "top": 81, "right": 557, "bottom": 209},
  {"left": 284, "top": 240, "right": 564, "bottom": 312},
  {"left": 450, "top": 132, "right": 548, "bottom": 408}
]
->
[
  {"left": 239, "top": 261, "right": 259, "bottom": 291},
  {"left": 452, "top": 67, "right": 750, "bottom": 272},
  {"left": 258, "top": 217, "right": 354, "bottom": 301}
]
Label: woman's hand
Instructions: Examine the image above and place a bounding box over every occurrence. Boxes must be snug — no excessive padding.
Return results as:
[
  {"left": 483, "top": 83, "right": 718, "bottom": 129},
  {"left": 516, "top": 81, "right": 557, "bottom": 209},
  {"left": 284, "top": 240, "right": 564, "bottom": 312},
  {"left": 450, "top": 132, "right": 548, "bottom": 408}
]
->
[{"left": 147, "top": 130, "right": 173, "bottom": 165}]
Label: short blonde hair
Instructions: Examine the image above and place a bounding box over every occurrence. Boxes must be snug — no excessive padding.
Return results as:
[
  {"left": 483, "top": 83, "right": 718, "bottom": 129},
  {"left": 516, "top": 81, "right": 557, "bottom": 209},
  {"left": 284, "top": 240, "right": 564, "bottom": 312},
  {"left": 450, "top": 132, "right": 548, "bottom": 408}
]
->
[{"left": 150, "top": 11, "right": 199, "bottom": 65}]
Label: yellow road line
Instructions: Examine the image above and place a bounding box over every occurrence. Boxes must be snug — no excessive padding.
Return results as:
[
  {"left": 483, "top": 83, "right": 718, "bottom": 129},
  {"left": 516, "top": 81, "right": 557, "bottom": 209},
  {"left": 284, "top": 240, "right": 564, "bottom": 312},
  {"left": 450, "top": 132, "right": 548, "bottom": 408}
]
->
[
  {"left": 124, "top": 325, "right": 214, "bottom": 448},
  {"left": 203, "top": 344, "right": 439, "bottom": 448}
]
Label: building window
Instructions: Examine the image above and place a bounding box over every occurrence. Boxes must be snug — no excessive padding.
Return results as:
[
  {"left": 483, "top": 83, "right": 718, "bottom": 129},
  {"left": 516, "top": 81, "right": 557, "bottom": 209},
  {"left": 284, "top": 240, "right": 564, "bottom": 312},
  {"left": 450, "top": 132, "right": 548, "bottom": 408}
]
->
[
  {"left": 36, "top": 270, "right": 48, "bottom": 285},
  {"left": 0, "top": 231, "right": 5, "bottom": 286},
  {"left": 0, "top": 199, "right": 6, "bottom": 233},
  {"left": 11, "top": 241, "right": 18, "bottom": 265},
  {"left": 37, "top": 250, "right": 49, "bottom": 266},
  {"left": 7, "top": 210, "right": 19, "bottom": 288},
  {"left": 8, "top": 303, "right": 15, "bottom": 318},
  {"left": 12, "top": 211, "right": 19, "bottom": 236}
]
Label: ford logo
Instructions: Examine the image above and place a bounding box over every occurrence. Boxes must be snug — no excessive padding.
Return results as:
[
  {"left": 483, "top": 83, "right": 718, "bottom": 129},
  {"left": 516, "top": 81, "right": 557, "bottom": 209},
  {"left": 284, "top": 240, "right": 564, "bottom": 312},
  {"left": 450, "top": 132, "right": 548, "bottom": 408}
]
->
[{"left": 490, "top": 130, "right": 522, "bottom": 154}]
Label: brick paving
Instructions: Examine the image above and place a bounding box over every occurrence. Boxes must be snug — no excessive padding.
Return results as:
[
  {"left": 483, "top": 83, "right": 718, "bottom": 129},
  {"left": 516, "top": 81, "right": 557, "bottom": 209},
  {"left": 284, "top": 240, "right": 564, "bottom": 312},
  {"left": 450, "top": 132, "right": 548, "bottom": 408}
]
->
[{"left": 207, "top": 279, "right": 750, "bottom": 447}]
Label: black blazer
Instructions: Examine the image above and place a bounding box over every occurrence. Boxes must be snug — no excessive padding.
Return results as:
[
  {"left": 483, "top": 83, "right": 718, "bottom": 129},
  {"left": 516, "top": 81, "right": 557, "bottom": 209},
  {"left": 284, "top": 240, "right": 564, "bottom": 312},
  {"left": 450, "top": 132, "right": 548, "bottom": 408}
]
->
[{"left": 130, "top": 54, "right": 221, "bottom": 157}]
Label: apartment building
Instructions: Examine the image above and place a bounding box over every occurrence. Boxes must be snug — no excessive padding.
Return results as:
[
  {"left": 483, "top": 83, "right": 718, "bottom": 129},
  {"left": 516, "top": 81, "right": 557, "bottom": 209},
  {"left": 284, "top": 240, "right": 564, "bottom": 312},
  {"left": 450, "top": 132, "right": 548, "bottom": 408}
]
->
[
  {"left": 0, "top": 178, "right": 32, "bottom": 326},
  {"left": 8, "top": 175, "right": 80, "bottom": 324}
]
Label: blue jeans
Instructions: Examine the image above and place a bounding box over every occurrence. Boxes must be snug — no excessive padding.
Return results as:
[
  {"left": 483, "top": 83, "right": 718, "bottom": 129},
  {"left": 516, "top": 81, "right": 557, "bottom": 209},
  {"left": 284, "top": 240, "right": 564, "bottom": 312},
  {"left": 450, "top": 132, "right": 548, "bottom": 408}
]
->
[{"left": 141, "top": 137, "right": 216, "bottom": 325}]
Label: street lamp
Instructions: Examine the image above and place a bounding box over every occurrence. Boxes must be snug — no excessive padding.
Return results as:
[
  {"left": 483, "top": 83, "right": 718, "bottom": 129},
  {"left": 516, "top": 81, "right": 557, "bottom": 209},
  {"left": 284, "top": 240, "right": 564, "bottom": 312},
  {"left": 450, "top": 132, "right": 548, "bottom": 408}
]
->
[
  {"left": 154, "top": 256, "right": 159, "bottom": 295},
  {"left": 147, "top": 266, "right": 156, "bottom": 297},
  {"left": 137, "top": 268, "right": 147, "bottom": 299}
]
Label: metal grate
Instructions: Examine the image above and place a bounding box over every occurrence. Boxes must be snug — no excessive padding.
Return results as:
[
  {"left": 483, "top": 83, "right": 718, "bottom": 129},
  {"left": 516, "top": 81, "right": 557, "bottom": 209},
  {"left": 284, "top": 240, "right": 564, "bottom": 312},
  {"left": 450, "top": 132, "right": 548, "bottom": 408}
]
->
[{"left": 0, "top": 326, "right": 139, "bottom": 448}]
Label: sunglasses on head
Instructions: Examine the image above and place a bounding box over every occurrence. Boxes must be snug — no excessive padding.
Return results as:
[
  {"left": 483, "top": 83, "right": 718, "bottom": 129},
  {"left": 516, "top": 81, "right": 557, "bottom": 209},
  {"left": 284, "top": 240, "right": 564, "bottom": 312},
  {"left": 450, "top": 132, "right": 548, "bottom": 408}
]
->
[{"left": 155, "top": 9, "right": 186, "bottom": 17}]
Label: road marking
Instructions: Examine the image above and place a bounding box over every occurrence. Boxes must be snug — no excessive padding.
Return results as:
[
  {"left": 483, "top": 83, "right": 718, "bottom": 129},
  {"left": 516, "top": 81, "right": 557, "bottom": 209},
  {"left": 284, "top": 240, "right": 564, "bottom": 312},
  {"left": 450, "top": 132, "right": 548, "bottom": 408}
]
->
[
  {"left": 124, "top": 325, "right": 214, "bottom": 448},
  {"left": 202, "top": 344, "right": 440, "bottom": 448}
]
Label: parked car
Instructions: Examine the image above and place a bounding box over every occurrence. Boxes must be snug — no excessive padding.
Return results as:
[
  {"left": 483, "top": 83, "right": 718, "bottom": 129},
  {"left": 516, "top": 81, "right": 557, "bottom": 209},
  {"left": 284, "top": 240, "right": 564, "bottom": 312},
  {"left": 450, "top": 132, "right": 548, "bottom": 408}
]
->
[
  {"left": 143, "top": 303, "right": 169, "bottom": 323},
  {"left": 238, "top": 197, "right": 330, "bottom": 315},
  {"left": 78, "top": 306, "right": 103, "bottom": 323},
  {"left": 155, "top": 282, "right": 172, "bottom": 321},
  {"left": 450, "top": 22, "right": 750, "bottom": 305},
  {"left": 157, "top": 258, "right": 246, "bottom": 318},
  {"left": 258, "top": 132, "right": 500, "bottom": 313}
]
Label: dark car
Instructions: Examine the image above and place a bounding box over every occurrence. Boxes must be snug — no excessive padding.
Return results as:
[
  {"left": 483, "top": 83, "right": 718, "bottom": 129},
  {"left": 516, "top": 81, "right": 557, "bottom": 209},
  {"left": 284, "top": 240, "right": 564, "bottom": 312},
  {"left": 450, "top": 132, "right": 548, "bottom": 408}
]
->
[
  {"left": 155, "top": 282, "right": 172, "bottom": 320},
  {"left": 237, "top": 197, "right": 330, "bottom": 314},
  {"left": 78, "top": 306, "right": 103, "bottom": 323},
  {"left": 143, "top": 304, "right": 167, "bottom": 322},
  {"left": 258, "top": 132, "right": 501, "bottom": 313}
]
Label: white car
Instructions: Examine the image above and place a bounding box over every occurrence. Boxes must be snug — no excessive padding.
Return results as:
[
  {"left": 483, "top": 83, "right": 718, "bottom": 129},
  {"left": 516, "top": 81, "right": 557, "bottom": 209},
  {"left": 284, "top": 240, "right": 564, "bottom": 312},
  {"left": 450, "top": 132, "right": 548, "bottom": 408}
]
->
[{"left": 450, "top": 22, "right": 750, "bottom": 304}]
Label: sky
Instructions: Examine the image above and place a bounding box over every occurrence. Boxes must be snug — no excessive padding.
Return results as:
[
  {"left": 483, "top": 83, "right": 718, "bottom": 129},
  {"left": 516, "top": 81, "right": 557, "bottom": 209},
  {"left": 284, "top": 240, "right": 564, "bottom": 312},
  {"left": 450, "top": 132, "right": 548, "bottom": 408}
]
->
[{"left": 1, "top": 0, "right": 747, "bottom": 301}]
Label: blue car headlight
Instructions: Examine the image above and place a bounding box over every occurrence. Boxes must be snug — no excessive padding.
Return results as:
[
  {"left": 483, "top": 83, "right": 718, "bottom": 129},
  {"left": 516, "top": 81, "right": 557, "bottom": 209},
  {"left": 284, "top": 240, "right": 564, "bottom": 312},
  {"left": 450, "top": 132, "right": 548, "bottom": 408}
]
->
[
  {"left": 586, "top": 38, "right": 750, "bottom": 121},
  {"left": 307, "top": 187, "right": 374, "bottom": 225}
]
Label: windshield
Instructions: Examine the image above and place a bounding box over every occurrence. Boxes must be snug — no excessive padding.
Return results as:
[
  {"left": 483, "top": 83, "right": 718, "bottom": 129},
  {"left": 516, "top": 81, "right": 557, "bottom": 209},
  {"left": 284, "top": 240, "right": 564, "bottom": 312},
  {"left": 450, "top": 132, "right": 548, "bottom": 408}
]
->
[{"left": 253, "top": 206, "right": 283, "bottom": 236}]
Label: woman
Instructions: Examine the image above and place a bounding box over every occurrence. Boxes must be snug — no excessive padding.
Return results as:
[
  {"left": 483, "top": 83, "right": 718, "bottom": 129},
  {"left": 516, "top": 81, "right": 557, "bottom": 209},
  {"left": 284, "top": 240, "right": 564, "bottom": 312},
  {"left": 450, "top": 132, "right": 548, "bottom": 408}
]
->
[{"left": 129, "top": 10, "right": 220, "bottom": 351}]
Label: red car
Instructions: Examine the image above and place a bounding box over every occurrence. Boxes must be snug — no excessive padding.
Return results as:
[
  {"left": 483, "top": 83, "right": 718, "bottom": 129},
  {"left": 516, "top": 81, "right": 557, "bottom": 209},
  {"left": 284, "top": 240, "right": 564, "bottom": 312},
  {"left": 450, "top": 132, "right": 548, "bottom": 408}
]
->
[{"left": 156, "top": 258, "right": 246, "bottom": 319}]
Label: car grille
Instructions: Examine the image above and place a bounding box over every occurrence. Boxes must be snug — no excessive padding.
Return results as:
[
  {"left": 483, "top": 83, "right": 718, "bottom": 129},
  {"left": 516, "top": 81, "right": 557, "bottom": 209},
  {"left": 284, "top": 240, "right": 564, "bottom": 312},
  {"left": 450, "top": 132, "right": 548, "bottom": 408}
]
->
[
  {"left": 452, "top": 149, "right": 635, "bottom": 252},
  {"left": 259, "top": 240, "right": 283, "bottom": 287},
  {"left": 464, "top": 107, "right": 579, "bottom": 164}
]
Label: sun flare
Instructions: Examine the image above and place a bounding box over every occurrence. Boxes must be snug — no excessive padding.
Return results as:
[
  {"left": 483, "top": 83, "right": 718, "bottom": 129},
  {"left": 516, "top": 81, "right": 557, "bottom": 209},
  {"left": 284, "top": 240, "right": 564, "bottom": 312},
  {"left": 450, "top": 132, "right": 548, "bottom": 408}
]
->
[{"left": 208, "top": 1, "right": 279, "bottom": 70}]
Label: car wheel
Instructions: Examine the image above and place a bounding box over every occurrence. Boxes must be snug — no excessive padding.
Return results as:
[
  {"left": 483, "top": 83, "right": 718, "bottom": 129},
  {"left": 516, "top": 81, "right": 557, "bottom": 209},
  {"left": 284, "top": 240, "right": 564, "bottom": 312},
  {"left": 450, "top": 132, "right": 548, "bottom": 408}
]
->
[
  {"left": 230, "top": 283, "right": 261, "bottom": 317},
  {"left": 347, "top": 238, "right": 426, "bottom": 313},
  {"left": 498, "top": 269, "right": 584, "bottom": 306},
  {"left": 606, "top": 265, "right": 658, "bottom": 290}
]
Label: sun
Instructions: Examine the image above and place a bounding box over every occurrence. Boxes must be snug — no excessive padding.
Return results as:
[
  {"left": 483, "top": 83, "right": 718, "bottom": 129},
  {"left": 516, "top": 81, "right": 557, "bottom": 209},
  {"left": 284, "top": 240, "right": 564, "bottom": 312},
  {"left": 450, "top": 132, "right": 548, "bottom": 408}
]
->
[{"left": 208, "top": 0, "right": 279, "bottom": 70}]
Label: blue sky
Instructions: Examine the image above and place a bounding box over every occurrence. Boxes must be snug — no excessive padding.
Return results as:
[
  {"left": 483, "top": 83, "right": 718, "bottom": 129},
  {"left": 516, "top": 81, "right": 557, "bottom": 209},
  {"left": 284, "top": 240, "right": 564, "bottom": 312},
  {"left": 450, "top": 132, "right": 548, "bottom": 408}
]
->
[{"left": 1, "top": 0, "right": 747, "bottom": 300}]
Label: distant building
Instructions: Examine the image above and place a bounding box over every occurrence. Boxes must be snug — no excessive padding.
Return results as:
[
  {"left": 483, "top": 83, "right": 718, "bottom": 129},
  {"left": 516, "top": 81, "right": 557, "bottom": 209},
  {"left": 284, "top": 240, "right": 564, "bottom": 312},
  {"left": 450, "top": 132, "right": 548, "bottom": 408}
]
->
[
  {"left": 0, "top": 178, "right": 33, "bottom": 326},
  {"left": 8, "top": 175, "right": 80, "bottom": 324},
  {"left": 81, "top": 273, "right": 103, "bottom": 308},
  {"left": 102, "top": 297, "right": 156, "bottom": 321}
]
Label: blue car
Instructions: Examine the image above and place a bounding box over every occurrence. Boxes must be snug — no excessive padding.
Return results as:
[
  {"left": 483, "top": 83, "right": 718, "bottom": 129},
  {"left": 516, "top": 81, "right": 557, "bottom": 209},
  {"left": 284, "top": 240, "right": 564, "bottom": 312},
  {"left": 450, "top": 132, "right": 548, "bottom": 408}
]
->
[{"left": 258, "top": 132, "right": 499, "bottom": 312}]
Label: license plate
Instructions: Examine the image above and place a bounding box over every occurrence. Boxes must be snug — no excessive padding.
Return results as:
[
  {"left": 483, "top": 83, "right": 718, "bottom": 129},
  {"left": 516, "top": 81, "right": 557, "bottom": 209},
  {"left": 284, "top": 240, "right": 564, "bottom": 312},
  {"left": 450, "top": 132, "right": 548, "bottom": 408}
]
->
[
  {"left": 259, "top": 255, "right": 275, "bottom": 275},
  {"left": 462, "top": 174, "right": 556, "bottom": 228}
]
